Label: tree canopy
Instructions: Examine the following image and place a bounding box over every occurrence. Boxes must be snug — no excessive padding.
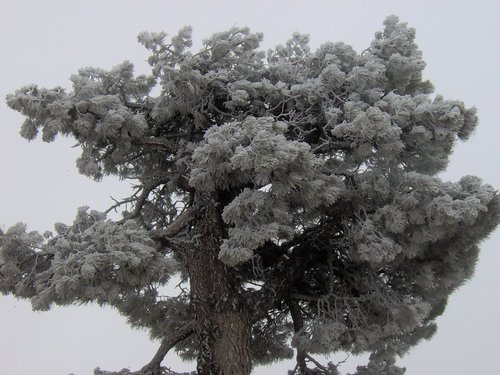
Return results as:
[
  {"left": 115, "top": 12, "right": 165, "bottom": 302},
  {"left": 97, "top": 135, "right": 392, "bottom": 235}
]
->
[{"left": 1, "top": 16, "right": 499, "bottom": 375}]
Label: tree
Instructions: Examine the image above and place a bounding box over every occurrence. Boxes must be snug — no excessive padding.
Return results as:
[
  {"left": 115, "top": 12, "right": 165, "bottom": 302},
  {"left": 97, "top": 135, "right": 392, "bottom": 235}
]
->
[{"left": 1, "top": 15, "right": 498, "bottom": 375}]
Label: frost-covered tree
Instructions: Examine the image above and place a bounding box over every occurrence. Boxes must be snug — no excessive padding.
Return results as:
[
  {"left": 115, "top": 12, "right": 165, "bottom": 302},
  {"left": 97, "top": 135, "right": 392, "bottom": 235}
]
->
[{"left": 1, "top": 16, "right": 499, "bottom": 375}]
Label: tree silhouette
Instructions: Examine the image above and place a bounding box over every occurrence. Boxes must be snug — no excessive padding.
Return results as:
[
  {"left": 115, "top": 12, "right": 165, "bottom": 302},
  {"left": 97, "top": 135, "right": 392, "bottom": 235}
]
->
[{"left": 2, "top": 16, "right": 498, "bottom": 375}]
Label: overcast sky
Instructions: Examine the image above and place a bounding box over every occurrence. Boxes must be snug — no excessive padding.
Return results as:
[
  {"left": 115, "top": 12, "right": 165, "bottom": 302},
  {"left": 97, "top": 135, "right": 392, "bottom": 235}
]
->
[{"left": 0, "top": 1, "right": 499, "bottom": 374}]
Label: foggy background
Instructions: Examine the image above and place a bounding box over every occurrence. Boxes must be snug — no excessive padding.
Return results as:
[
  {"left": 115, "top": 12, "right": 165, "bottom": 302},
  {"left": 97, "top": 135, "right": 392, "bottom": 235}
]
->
[{"left": 1, "top": 1, "right": 498, "bottom": 374}]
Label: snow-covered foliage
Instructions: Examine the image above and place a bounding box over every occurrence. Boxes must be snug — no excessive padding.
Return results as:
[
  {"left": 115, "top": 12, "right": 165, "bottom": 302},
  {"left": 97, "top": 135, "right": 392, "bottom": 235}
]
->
[
  {"left": 190, "top": 116, "right": 343, "bottom": 265},
  {"left": 0, "top": 207, "right": 176, "bottom": 310},
  {"left": 2, "top": 16, "right": 499, "bottom": 375}
]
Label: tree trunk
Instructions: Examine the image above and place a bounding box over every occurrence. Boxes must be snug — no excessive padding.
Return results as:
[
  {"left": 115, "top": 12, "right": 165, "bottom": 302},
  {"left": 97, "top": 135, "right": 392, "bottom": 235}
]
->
[{"left": 187, "top": 193, "right": 252, "bottom": 375}]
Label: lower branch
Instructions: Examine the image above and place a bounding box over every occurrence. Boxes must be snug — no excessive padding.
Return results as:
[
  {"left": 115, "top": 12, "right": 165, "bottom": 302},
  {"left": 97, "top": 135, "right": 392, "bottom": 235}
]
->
[
  {"left": 138, "top": 322, "right": 194, "bottom": 375},
  {"left": 287, "top": 299, "right": 339, "bottom": 375},
  {"left": 94, "top": 322, "right": 194, "bottom": 375},
  {"left": 286, "top": 299, "right": 308, "bottom": 374}
]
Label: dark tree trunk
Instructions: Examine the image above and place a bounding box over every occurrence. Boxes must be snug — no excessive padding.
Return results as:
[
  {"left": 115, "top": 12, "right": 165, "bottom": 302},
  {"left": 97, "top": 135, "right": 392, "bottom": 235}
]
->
[{"left": 187, "top": 193, "right": 252, "bottom": 375}]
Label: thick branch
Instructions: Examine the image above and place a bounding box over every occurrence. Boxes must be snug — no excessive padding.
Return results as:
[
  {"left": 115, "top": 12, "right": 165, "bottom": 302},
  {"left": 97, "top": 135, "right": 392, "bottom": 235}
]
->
[
  {"left": 137, "top": 322, "right": 194, "bottom": 375},
  {"left": 287, "top": 299, "right": 338, "bottom": 375},
  {"left": 286, "top": 299, "right": 308, "bottom": 374},
  {"left": 150, "top": 207, "right": 194, "bottom": 241},
  {"left": 142, "top": 137, "right": 178, "bottom": 153},
  {"left": 95, "top": 323, "right": 194, "bottom": 375}
]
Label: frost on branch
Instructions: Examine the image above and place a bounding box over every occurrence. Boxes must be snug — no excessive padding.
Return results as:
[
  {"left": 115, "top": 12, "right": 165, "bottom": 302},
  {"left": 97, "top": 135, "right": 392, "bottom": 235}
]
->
[
  {"left": 0, "top": 207, "right": 176, "bottom": 310},
  {"left": 6, "top": 62, "right": 156, "bottom": 180},
  {"left": 190, "top": 116, "right": 344, "bottom": 265},
  {"left": 349, "top": 173, "right": 496, "bottom": 265}
]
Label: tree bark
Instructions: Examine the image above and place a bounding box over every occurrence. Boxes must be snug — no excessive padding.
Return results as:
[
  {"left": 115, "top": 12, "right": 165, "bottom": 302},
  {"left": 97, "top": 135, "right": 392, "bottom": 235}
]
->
[{"left": 187, "top": 193, "right": 252, "bottom": 375}]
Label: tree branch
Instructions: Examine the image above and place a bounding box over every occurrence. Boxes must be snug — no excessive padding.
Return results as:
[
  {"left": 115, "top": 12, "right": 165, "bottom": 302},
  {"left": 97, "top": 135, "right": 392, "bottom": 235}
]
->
[
  {"left": 94, "top": 322, "right": 194, "bottom": 375},
  {"left": 286, "top": 299, "right": 339, "bottom": 374},
  {"left": 115, "top": 177, "right": 171, "bottom": 225},
  {"left": 286, "top": 299, "right": 308, "bottom": 374},
  {"left": 136, "top": 322, "right": 194, "bottom": 375},
  {"left": 142, "top": 137, "right": 178, "bottom": 153},
  {"left": 149, "top": 207, "right": 194, "bottom": 241}
]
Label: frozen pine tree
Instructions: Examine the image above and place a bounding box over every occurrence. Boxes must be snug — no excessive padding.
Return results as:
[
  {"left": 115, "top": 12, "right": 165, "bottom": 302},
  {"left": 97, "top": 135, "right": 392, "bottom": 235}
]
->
[{"left": 1, "top": 16, "right": 499, "bottom": 375}]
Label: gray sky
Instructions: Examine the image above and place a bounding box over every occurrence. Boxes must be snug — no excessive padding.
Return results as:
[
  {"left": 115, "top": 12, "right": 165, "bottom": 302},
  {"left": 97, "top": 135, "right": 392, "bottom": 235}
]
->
[{"left": 0, "top": 1, "right": 499, "bottom": 374}]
